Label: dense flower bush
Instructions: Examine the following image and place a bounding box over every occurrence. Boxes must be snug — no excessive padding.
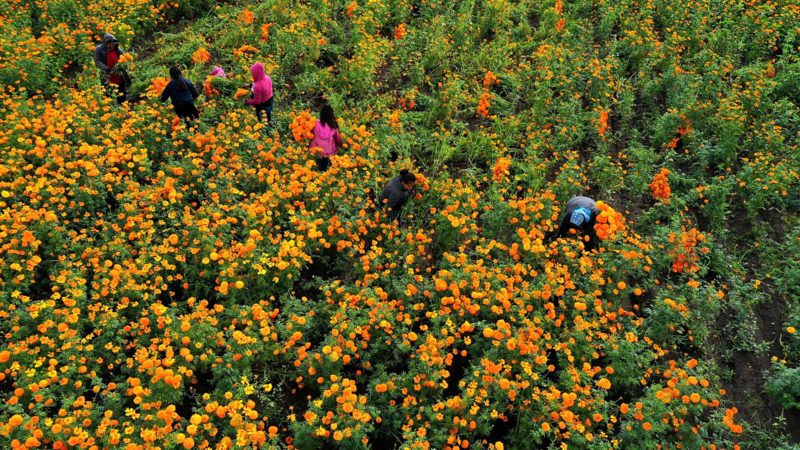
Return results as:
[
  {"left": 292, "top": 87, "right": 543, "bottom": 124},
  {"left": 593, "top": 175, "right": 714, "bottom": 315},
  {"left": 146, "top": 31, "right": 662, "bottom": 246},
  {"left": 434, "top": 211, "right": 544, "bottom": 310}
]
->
[{"left": 1, "top": 0, "right": 799, "bottom": 449}]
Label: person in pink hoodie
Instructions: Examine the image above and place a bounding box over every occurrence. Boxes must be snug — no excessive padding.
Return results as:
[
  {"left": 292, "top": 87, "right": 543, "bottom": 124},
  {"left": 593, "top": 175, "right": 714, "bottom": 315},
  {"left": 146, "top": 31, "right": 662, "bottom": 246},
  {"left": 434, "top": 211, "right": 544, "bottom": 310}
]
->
[
  {"left": 244, "top": 62, "right": 273, "bottom": 123},
  {"left": 309, "top": 104, "right": 343, "bottom": 171}
]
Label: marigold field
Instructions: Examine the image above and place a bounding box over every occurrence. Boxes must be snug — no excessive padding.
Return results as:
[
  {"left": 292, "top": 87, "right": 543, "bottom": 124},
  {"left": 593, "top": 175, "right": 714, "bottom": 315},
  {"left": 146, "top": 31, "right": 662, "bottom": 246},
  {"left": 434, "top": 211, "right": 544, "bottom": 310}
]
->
[{"left": 1, "top": 0, "right": 800, "bottom": 449}]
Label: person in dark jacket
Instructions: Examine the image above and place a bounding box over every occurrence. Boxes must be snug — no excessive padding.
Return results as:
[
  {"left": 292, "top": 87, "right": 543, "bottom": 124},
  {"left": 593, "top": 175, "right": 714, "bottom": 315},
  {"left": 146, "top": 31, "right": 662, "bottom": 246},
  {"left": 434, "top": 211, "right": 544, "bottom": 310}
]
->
[
  {"left": 378, "top": 170, "right": 416, "bottom": 223},
  {"left": 550, "top": 195, "right": 601, "bottom": 250},
  {"left": 94, "top": 33, "right": 130, "bottom": 103},
  {"left": 160, "top": 66, "right": 200, "bottom": 121}
]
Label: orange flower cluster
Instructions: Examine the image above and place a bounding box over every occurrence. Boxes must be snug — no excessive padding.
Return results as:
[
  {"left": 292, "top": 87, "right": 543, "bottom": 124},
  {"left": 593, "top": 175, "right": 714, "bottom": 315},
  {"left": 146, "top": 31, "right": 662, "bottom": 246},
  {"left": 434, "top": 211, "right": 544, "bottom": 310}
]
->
[
  {"left": 670, "top": 227, "right": 707, "bottom": 274},
  {"left": 147, "top": 76, "right": 170, "bottom": 98},
  {"left": 238, "top": 9, "right": 255, "bottom": 25},
  {"left": 477, "top": 92, "right": 492, "bottom": 117},
  {"left": 649, "top": 168, "right": 671, "bottom": 203},
  {"left": 394, "top": 23, "right": 408, "bottom": 40},
  {"left": 665, "top": 115, "right": 693, "bottom": 150},
  {"left": 598, "top": 109, "right": 609, "bottom": 137},
  {"left": 260, "top": 23, "right": 275, "bottom": 42},
  {"left": 0, "top": 0, "right": 771, "bottom": 448},
  {"left": 483, "top": 71, "right": 499, "bottom": 89},
  {"left": 594, "top": 201, "right": 625, "bottom": 240},
  {"left": 118, "top": 53, "right": 135, "bottom": 64},
  {"left": 203, "top": 76, "right": 218, "bottom": 96},
  {"left": 233, "top": 44, "right": 259, "bottom": 59},
  {"left": 192, "top": 47, "right": 211, "bottom": 64},
  {"left": 723, "top": 408, "right": 743, "bottom": 434},
  {"left": 400, "top": 95, "right": 416, "bottom": 111},
  {"left": 290, "top": 111, "right": 317, "bottom": 142},
  {"left": 234, "top": 87, "right": 251, "bottom": 99},
  {"left": 492, "top": 157, "right": 512, "bottom": 182}
]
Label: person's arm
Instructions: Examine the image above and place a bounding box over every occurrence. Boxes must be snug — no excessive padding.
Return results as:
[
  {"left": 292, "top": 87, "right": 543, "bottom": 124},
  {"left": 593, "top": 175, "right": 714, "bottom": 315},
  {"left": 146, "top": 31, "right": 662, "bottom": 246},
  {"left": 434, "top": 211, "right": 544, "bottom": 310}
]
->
[
  {"left": 586, "top": 215, "right": 600, "bottom": 251},
  {"left": 334, "top": 129, "right": 342, "bottom": 148},
  {"left": 94, "top": 47, "right": 110, "bottom": 72},
  {"left": 188, "top": 80, "right": 199, "bottom": 99},
  {"left": 244, "top": 83, "right": 257, "bottom": 105},
  {"left": 555, "top": 214, "right": 572, "bottom": 239},
  {"left": 160, "top": 82, "right": 171, "bottom": 103},
  {"left": 377, "top": 183, "right": 394, "bottom": 210},
  {"left": 386, "top": 187, "right": 409, "bottom": 215}
]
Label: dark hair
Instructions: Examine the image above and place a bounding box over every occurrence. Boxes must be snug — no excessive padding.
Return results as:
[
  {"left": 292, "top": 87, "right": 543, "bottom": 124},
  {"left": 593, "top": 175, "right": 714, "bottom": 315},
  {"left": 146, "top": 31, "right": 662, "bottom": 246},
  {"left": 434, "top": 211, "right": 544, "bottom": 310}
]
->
[
  {"left": 400, "top": 169, "right": 416, "bottom": 184},
  {"left": 319, "top": 104, "right": 338, "bottom": 130},
  {"left": 169, "top": 66, "right": 187, "bottom": 92}
]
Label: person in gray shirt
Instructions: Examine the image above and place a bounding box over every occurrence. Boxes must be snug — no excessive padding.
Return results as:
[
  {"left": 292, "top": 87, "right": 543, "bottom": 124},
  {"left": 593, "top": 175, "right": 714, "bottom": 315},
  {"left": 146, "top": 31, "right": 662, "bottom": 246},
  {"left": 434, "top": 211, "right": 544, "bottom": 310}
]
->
[
  {"left": 93, "top": 33, "right": 129, "bottom": 103},
  {"left": 551, "top": 195, "right": 601, "bottom": 250},
  {"left": 378, "top": 169, "right": 417, "bottom": 223}
]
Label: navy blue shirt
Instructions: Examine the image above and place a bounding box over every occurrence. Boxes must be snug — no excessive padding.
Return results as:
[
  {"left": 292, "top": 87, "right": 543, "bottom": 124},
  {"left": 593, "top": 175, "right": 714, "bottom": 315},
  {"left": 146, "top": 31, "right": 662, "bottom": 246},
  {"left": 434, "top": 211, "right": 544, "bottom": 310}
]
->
[{"left": 160, "top": 78, "right": 199, "bottom": 106}]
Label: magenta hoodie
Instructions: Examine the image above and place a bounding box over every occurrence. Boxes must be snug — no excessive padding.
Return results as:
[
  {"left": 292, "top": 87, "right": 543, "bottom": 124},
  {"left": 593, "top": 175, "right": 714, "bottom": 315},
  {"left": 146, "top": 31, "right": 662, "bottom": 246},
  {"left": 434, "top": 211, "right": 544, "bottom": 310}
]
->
[
  {"left": 245, "top": 63, "right": 273, "bottom": 105},
  {"left": 209, "top": 67, "right": 226, "bottom": 78},
  {"left": 310, "top": 120, "right": 342, "bottom": 157}
]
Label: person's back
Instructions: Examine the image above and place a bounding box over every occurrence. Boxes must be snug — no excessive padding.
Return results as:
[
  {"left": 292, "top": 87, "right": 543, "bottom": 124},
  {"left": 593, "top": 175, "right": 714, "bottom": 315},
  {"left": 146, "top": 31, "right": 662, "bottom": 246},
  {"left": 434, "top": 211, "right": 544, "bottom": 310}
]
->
[
  {"left": 565, "top": 196, "right": 599, "bottom": 217},
  {"left": 245, "top": 62, "right": 274, "bottom": 123},
  {"left": 554, "top": 195, "right": 601, "bottom": 250},
  {"left": 161, "top": 78, "right": 198, "bottom": 106},
  {"left": 310, "top": 121, "right": 341, "bottom": 157},
  {"left": 379, "top": 170, "right": 416, "bottom": 221},
  {"left": 161, "top": 66, "right": 200, "bottom": 121}
]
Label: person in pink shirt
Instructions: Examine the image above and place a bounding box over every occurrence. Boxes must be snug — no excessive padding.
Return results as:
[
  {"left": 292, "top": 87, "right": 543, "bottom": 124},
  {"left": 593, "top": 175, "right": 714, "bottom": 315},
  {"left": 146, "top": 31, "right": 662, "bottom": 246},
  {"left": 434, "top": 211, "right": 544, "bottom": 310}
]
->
[
  {"left": 209, "top": 67, "right": 226, "bottom": 78},
  {"left": 244, "top": 62, "right": 273, "bottom": 123},
  {"left": 309, "top": 104, "right": 342, "bottom": 172}
]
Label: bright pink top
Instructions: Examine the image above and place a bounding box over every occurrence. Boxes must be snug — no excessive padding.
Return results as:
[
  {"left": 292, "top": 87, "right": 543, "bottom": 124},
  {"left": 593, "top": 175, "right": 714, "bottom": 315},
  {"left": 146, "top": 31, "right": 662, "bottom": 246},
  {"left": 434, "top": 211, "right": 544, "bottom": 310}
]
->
[
  {"left": 310, "top": 121, "right": 342, "bottom": 157},
  {"left": 246, "top": 62, "right": 273, "bottom": 105}
]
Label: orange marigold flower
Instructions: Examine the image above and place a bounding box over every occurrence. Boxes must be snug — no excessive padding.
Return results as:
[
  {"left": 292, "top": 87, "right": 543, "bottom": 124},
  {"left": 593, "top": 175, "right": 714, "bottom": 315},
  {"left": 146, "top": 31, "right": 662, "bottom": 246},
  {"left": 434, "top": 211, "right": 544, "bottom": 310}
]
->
[
  {"left": 492, "top": 157, "right": 512, "bottom": 182},
  {"left": 477, "top": 92, "right": 492, "bottom": 117},
  {"left": 234, "top": 45, "right": 259, "bottom": 59},
  {"left": 261, "top": 23, "right": 275, "bottom": 42},
  {"left": 238, "top": 9, "right": 255, "bottom": 25},
  {"left": 192, "top": 47, "right": 211, "bottom": 64},
  {"left": 649, "top": 168, "right": 671, "bottom": 203},
  {"left": 596, "top": 378, "right": 611, "bottom": 390},
  {"left": 593, "top": 201, "right": 625, "bottom": 241},
  {"left": 203, "top": 77, "right": 218, "bottom": 96},
  {"left": 8, "top": 414, "right": 23, "bottom": 427},
  {"left": 483, "top": 71, "right": 499, "bottom": 89},
  {"left": 598, "top": 109, "right": 609, "bottom": 137},
  {"left": 234, "top": 88, "right": 251, "bottom": 100},
  {"left": 346, "top": 1, "right": 357, "bottom": 17},
  {"left": 394, "top": 23, "right": 408, "bottom": 40},
  {"left": 290, "top": 111, "right": 316, "bottom": 142},
  {"left": 147, "top": 77, "right": 170, "bottom": 99},
  {"left": 118, "top": 53, "right": 134, "bottom": 64}
]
